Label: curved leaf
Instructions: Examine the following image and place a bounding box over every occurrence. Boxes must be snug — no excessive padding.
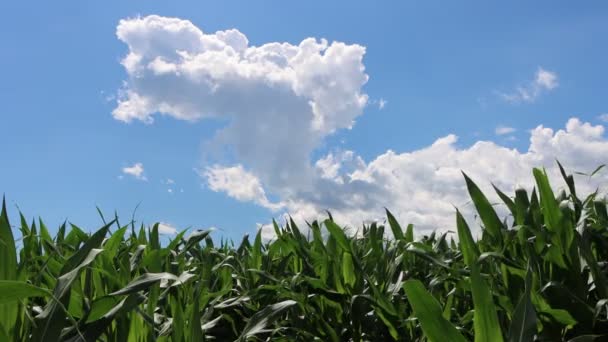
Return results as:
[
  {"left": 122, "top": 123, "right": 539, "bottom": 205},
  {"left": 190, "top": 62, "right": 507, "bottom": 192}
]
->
[
  {"left": 237, "top": 300, "right": 297, "bottom": 341},
  {"left": 404, "top": 280, "right": 467, "bottom": 342}
]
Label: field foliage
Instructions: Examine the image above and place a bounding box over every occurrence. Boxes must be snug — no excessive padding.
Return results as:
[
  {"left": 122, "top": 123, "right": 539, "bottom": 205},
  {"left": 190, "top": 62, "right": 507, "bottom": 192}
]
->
[{"left": 1, "top": 163, "right": 607, "bottom": 341}]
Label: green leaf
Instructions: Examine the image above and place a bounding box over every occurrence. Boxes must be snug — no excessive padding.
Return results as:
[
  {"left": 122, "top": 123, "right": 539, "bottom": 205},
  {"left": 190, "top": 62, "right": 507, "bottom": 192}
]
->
[
  {"left": 403, "top": 280, "right": 467, "bottom": 342},
  {"left": 183, "top": 229, "right": 212, "bottom": 252},
  {"left": 102, "top": 225, "right": 128, "bottom": 259},
  {"left": 190, "top": 288, "right": 203, "bottom": 341},
  {"left": 462, "top": 172, "right": 503, "bottom": 240},
  {"left": 324, "top": 219, "right": 350, "bottom": 252},
  {"left": 61, "top": 220, "right": 114, "bottom": 274},
  {"left": 580, "top": 229, "right": 608, "bottom": 299},
  {"left": 456, "top": 209, "right": 479, "bottom": 267},
  {"left": 109, "top": 273, "right": 178, "bottom": 296},
  {"left": 532, "top": 168, "right": 562, "bottom": 233},
  {"left": 385, "top": 209, "right": 404, "bottom": 240},
  {"left": 0, "top": 281, "right": 50, "bottom": 304},
  {"left": 493, "top": 184, "right": 516, "bottom": 218},
  {"left": 68, "top": 293, "right": 146, "bottom": 341},
  {"left": 85, "top": 296, "right": 122, "bottom": 323},
  {"left": 514, "top": 188, "right": 530, "bottom": 226},
  {"left": 32, "top": 248, "right": 104, "bottom": 342},
  {"left": 237, "top": 300, "right": 297, "bottom": 341},
  {"left": 556, "top": 160, "right": 577, "bottom": 198},
  {"left": 405, "top": 223, "right": 414, "bottom": 243},
  {"left": 342, "top": 252, "right": 356, "bottom": 288},
  {"left": 251, "top": 228, "right": 263, "bottom": 271},
  {"left": 532, "top": 293, "right": 577, "bottom": 326},
  {"left": 0, "top": 197, "right": 18, "bottom": 337},
  {"left": 507, "top": 268, "right": 537, "bottom": 342},
  {"left": 470, "top": 263, "right": 504, "bottom": 342},
  {"left": 589, "top": 164, "right": 606, "bottom": 177},
  {"left": 149, "top": 222, "right": 160, "bottom": 250},
  {"left": 31, "top": 220, "right": 112, "bottom": 342}
]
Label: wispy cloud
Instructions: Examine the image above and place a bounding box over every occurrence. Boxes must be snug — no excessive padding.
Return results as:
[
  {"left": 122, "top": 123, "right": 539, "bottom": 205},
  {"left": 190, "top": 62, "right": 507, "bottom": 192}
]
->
[
  {"left": 162, "top": 178, "right": 176, "bottom": 193},
  {"left": 378, "top": 98, "right": 387, "bottom": 110},
  {"left": 498, "top": 67, "right": 558, "bottom": 103},
  {"left": 495, "top": 125, "right": 516, "bottom": 135},
  {"left": 598, "top": 113, "right": 608, "bottom": 122},
  {"left": 122, "top": 162, "right": 147, "bottom": 181}
]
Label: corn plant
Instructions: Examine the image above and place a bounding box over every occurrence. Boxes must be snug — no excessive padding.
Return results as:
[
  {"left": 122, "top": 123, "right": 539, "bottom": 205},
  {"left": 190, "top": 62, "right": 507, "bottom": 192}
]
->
[{"left": 0, "top": 163, "right": 606, "bottom": 341}]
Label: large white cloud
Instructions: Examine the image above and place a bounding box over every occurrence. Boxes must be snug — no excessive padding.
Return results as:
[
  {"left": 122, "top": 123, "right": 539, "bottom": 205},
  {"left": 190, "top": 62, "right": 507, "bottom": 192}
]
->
[
  {"left": 115, "top": 15, "right": 368, "bottom": 196},
  {"left": 255, "top": 119, "right": 607, "bottom": 238},
  {"left": 114, "top": 16, "right": 607, "bottom": 238},
  {"left": 249, "top": 118, "right": 607, "bottom": 239},
  {"left": 298, "top": 118, "right": 608, "bottom": 234}
]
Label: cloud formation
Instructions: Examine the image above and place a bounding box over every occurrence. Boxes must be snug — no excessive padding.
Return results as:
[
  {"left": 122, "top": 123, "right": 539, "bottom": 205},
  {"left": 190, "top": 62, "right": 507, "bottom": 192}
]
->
[
  {"left": 113, "top": 16, "right": 607, "bottom": 238},
  {"left": 115, "top": 15, "right": 368, "bottom": 198},
  {"left": 204, "top": 165, "right": 283, "bottom": 211},
  {"left": 499, "top": 67, "right": 558, "bottom": 103},
  {"left": 233, "top": 118, "right": 608, "bottom": 238},
  {"left": 495, "top": 125, "right": 516, "bottom": 135},
  {"left": 378, "top": 98, "right": 387, "bottom": 110},
  {"left": 122, "top": 162, "right": 147, "bottom": 181},
  {"left": 319, "top": 118, "right": 607, "bottom": 231}
]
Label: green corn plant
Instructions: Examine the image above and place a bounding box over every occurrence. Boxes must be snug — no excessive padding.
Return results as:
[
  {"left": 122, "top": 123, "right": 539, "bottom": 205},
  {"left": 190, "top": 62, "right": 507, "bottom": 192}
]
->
[{"left": 0, "top": 163, "right": 606, "bottom": 341}]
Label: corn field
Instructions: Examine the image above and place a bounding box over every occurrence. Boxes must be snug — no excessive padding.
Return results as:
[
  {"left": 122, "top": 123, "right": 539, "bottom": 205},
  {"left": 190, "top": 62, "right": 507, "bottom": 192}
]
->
[{"left": 1, "top": 164, "right": 607, "bottom": 341}]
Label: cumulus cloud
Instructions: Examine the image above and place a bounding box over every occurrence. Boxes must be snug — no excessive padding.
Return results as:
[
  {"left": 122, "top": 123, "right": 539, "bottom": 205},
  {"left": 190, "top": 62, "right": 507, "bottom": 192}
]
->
[
  {"left": 499, "top": 67, "right": 558, "bottom": 103},
  {"left": 280, "top": 118, "right": 607, "bottom": 235},
  {"left": 495, "top": 125, "right": 516, "bottom": 135},
  {"left": 113, "top": 16, "right": 607, "bottom": 238},
  {"left": 204, "top": 118, "right": 608, "bottom": 237},
  {"left": 115, "top": 15, "right": 368, "bottom": 198},
  {"left": 114, "top": 15, "right": 368, "bottom": 131},
  {"left": 122, "top": 162, "right": 147, "bottom": 181},
  {"left": 203, "top": 165, "right": 284, "bottom": 211}
]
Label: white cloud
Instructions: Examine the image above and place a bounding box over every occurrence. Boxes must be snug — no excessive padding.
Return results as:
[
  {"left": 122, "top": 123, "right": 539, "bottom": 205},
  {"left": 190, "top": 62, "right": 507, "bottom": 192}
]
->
[
  {"left": 499, "top": 67, "right": 558, "bottom": 103},
  {"left": 203, "top": 165, "right": 284, "bottom": 211},
  {"left": 115, "top": 15, "right": 368, "bottom": 199},
  {"left": 598, "top": 113, "right": 608, "bottom": 122},
  {"left": 378, "top": 98, "right": 387, "bottom": 110},
  {"left": 113, "top": 17, "right": 607, "bottom": 239},
  {"left": 495, "top": 125, "right": 516, "bottom": 135},
  {"left": 269, "top": 118, "right": 608, "bottom": 236},
  {"left": 122, "top": 162, "right": 147, "bottom": 181},
  {"left": 535, "top": 68, "right": 558, "bottom": 90},
  {"left": 114, "top": 15, "right": 368, "bottom": 132},
  {"left": 158, "top": 222, "right": 177, "bottom": 235}
]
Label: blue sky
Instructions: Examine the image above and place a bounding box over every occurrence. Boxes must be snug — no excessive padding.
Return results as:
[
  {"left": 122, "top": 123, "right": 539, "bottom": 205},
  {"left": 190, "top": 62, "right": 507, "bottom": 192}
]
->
[{"left": 1, "top": 1, "right": 607, "bottom": 240}]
